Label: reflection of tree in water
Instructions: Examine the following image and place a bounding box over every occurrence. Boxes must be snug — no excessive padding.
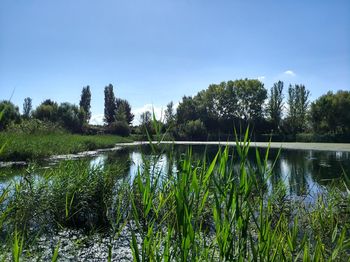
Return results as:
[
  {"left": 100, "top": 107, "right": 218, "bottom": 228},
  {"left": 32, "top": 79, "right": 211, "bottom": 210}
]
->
[
  {"left": 104, "top": 148, "right": 132, "bottom": 179},
  {"left": 273, "top": 151, "right": 310, "bottom": 196},
  {"left": 310, "top": 151, "right": 349, "bottom": 184},
  {"left": 99, "top": 145, "right": 350, "bottom": 197}
]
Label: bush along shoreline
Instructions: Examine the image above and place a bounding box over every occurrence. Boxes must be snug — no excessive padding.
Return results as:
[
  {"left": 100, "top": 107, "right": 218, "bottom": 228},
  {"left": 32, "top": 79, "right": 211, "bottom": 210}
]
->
[{"left": 0, "top": 128, "right": 349, "bottom": 261}]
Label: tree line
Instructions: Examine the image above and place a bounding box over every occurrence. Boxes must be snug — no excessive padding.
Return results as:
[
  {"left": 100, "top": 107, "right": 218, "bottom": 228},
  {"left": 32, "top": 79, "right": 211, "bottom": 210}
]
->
[
  {"left": 0, "top": 84, "right": 134, "bottom": 136},
  {"left": 157, "top": 79, "right": 350, "bottom": 141},
  {"left": 1, "top": 79, "right": 349, "bottom": 141}
]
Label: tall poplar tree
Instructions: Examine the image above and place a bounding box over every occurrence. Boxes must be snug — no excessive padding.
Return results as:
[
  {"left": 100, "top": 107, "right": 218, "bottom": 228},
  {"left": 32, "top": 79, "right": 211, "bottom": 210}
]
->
[
  {"left": 267, "top": 81, "right": 284, "bottom": 131},
  {"left": 79, "top": 86, "right": 91, "bottom": 122},
  {"left": 286, "top": 84, "right": 310, "bottom": 133},
  {"left": 104, "top": 84, "right": 116, "bottom": 124},
  {"left": 23, "top": 97, "right": 32, "bottom": 119}
]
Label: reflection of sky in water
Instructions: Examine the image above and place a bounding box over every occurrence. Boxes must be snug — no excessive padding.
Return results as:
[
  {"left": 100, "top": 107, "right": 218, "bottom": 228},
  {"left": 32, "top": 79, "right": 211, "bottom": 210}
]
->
[
  {"left": 1, "top": 146, "right": 350, "bottom": 201},
  {"left": 90, "top": 155, "right": 107, "bottom": 169},
  {"left": 128, "top": 152, "right": 177, "bottom": 182}
]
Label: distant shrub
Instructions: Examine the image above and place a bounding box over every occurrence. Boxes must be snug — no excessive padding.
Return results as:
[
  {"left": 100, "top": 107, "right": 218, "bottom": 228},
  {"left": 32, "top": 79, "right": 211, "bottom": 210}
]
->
[
  {"left": 107, "top": 121, "right": 130, "bottom": 136},
  {"left": 32, "top": 100, "right": 59, "bottom": 122},
  {"left": 176, "top": 119, "right": 207, "bottom": 140},
  {"left": 57, "top": 102, "right": 85, "bottom": 133},
  {"left": 0, "top": 100, "right": 21, "bottom": 130},
  {"left": 296, "top": 133, "right": 350, "bottom": 143}
]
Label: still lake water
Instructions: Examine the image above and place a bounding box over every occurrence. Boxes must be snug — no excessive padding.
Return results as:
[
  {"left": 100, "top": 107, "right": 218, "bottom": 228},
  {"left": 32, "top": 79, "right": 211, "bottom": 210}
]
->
[{"left": 1, "top": 144, "right": 350, "bottom": 200}]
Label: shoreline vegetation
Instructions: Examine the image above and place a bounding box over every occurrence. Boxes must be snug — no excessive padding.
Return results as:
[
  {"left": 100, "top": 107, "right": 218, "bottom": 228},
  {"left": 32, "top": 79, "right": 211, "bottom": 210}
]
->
[
  {"left": 1, "top": 82, "right": 350, "bottom": 149},
  {"left": 1, "top": 132, "right": 350, "bottom": 163},
  {"left": 0, "top": 132, "right": 132, "bottom": 161},
  {"left": 2, "top": 135, "right": 350, "bottom": 163}
]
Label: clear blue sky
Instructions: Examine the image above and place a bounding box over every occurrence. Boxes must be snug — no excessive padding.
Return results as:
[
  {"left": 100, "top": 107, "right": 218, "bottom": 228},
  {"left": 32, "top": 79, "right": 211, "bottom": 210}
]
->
[{"left": 1, "top": 0, "right": 349, "bottom": 124}]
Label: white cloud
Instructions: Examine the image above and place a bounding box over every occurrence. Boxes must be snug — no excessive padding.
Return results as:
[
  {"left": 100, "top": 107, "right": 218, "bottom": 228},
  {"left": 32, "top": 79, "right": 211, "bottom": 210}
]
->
[
  {"left": 132, "top": 104, "right": 164, "bottom": 125},
  {"left": 257, "top": 76, "right": 265, "bottom": 81},
  {"left": 284, "top": 70, "right": 296, "bottom": 76},
  {"left": 90, "top": 114, "right": 104, "bottom": 125},
  {"left": 89, "top": 103, "right": 179, "bottom": 126}
]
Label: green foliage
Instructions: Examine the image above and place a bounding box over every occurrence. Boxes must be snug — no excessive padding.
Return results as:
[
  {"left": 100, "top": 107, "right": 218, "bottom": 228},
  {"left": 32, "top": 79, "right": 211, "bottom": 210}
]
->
[
  {"left": 6, "top": 118, "right": 66, "bottom": 135},
  {"left": 107, "top": 121, "right": 131, "bottom": 136},
  {"left": 175, "top": 79, "right": 267, "bottom": 136},
  {"left": 267, "top": 81, "right": 284, "bottom": 131},
  {"left": 176, "top": 96, "right": 198, "bottom": 125},
  {"left": 79, "top": 85, "right": 92, "bottom": 122},
  {"left": 116, "top": 98, "right": 134, "bottom": 125},
  {"left": 164, "top": 101, "right": 175, "bottom": 127},
  {"left": 139, "top": 111, "right": 161, "bottom": 137},
  {"left": 234, "top": 78, "right": 267, "bottom": 121},
  {"left": 310, "top": 90, "right": 350, "bottom": 134},
  {"left": 0, "top": 133, "right": 132, "bottom": 161},
  {"left": 22, "top": 97, "right": 32, "bottom": 119},
  {"left": 104, "top": 84, "right": 117, "bottom": 124},
  {"left": 0, "top": 100, "right": 21, "bottom": 130},
  {"left": 177, "top": 119, "right": 207, "bottom": 140},
  {"left": 32, "top": 99, "right": 59, "bottom": 122},
  {"left": 57, "top": 102, "right": 86, "bottom": 133},
  {"left": 33, "top": 101, "right": 85, "bottom": 133},
  {"left": 285, "top": 84, "right": 310, "bottom": 134}
]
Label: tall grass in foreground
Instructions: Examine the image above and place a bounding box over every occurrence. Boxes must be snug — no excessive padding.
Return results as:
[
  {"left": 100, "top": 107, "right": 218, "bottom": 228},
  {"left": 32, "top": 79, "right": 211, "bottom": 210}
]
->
[{"left": 0, "top": 116, "right": 349, "bottom": 260}]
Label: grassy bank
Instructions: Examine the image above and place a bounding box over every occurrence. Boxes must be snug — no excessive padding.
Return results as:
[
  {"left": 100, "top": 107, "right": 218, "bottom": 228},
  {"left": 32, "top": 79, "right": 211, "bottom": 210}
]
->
[
  {"left": 0, "top": 131, "right": 349, "bottom": 260},
  {"left": 0, "top": 132, "right": 132, "bottom": 161}
]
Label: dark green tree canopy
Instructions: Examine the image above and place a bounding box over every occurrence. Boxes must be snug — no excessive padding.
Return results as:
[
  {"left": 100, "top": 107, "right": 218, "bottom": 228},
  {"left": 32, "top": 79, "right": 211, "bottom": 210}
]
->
[
  {"left": 57, "top": 102, "right": 85, "bottom": 132},
  {"left": 116, "top": 98, "right": 134, "bottom": 125},
  {"left": 176, "top": 79, "right": 267, "bottom": 134},
  {"left": 310, "top": 90, "right": 350, "bottom": 134},
  {"left": 176, "top": 96, "right": 198, "bottom": 125},
  {"left": 0, "top": 100, "right": 21, "bottom": 130},
  {"left": 234, "top": 79, "right": 267, "bottom": 121},
  {"left": 33, "top": 99, "right": 59, "bottom": 122},
  {"left": 23, "top": 97, "right": 32, "bottom": 119},
  {"left": 285, "top": 84, "right": 310, "bottom": 133},
  {"left": 267, "top": 81, "right": 284, "bottom": 131},
  {"left": 164, "top": 101, "right": 175, "bottom": 127},
  {"left": 140, "top": 111, "right": 152, "bottom": 125},
  {"left": 79, "top": 86, "right": 91, "bottom": 122},
  {"left": 104, "top": 84, "right": 116, "bottom": 125}
]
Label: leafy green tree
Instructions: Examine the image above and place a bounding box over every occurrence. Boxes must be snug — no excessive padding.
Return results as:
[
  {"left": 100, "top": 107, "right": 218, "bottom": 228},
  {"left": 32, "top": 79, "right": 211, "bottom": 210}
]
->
[
  {"left": 178, "top": 119, "right": 207, "bottom": 140},
  {"left": 79, "top": 86, "right": 91, "bottom": 122},
  {"left": 140, "top": 111, "right": 152, "bottom": 126},
  {"left": 267, "top": 81, "right": 284, "bottom": 131},
  {"left": 0, "top": 100, "right": 21, "bottom": 130},
  {"left": 234, "top": 79, "right": 267, "bottom": 121},
  {"left": 310, "top": 90, "right": 350, "bottom": 134},
  {"left": 164, "top": 101, "right": 175, "bottom": 127},
  {"left": 140, "top": 110, "right": 154, "bottom": 135},
  {"left": 107, "top": 121, "right": 130, "bottom": 136},
  {"left": 115, "top": 106, "right": 127, "bottom": 123},
  {"left": 193, "top": 81, "right": 239, "bottom": 133},
  {"left": 176, "top": 96, "right": 198, "bottom": 125},
  {"left": 116, "top": 98, "right": 134, "bottom": 125},
  {"left": 33, "top": 99, "right": 59, "bottom": 122},
  {"left": 286, "top": 84, "right": 310, "bottom": 133},
  {"left": 57, "top": 102, "right": 85, "bottom": 132},
  {"left": 23, "top": 97, "right": 32, "bottom": 119},
  {"left": 104, "top": 84, "right": 116, "bottom": 125}
]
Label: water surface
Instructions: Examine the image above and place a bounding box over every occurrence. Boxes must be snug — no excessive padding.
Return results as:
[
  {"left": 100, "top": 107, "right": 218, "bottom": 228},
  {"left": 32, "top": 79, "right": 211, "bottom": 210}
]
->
[{"left": 1, "top": 144, "right": 349, "bottom": 199}]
